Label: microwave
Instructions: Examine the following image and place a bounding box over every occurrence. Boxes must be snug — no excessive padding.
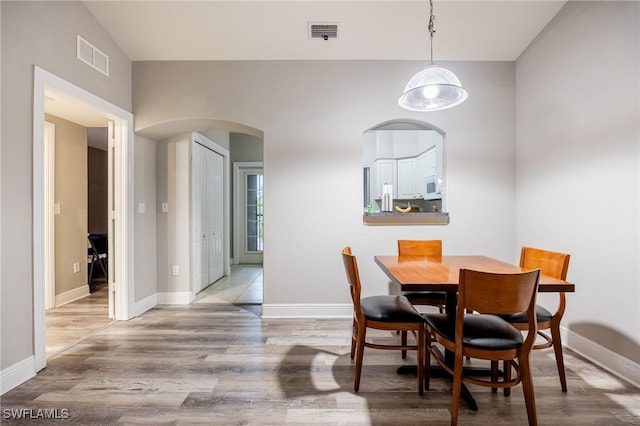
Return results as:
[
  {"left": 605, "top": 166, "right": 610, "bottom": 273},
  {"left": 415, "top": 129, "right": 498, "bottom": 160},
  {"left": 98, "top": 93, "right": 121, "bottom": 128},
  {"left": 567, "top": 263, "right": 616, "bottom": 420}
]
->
[{"left": 424, "top": 175, "right": 442, "bottom": 200}]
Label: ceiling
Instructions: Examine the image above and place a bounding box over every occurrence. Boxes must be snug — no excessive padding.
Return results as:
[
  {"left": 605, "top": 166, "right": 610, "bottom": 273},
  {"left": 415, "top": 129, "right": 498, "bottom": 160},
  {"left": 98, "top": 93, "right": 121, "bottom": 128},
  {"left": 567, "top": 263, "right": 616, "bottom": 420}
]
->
[
  {"left": 83, "top": 1, "right": 566, "bottom": 62},
  {"left": 47, "top": 1, "right": 567, "bottom": 143}
]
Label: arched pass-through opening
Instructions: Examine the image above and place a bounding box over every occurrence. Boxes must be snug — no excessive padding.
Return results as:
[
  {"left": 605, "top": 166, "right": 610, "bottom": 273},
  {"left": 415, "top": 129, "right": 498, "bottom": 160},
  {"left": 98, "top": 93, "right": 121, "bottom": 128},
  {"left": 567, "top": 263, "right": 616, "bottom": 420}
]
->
[{"left": 137, "top": 118, "right": 265, "bottom": 305}]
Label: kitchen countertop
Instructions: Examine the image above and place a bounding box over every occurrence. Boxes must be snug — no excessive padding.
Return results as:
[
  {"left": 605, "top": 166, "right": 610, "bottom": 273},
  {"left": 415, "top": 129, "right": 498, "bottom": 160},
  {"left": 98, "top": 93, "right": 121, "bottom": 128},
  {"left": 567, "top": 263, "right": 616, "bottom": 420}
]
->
[{"left": 363, "top": 211, "right": 449, "bottom": 225}]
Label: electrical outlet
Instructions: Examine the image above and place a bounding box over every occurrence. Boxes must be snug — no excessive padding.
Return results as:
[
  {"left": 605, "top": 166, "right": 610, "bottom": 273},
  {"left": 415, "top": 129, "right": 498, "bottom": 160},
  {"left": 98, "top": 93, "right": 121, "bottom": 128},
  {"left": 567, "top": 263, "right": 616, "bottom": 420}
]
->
[
  {"left": 172, "top": 265, "right": 179, "bottom": 276},
  {"left": 161, "top": 202, "right": 169, "bottom": 213},
  {"left": 73, "top": 262, "right": 80, "bottom": 273}
]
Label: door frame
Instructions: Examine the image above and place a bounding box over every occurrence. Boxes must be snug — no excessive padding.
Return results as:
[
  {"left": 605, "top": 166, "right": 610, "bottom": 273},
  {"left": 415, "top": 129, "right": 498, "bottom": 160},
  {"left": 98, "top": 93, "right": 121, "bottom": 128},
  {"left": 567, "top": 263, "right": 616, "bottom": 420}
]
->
[
  {"left": 32, "top": 66, "right": 134, "bottom": 371},
  {"left": 43, "top": 121, "right": 56, "bottom": 311},
  {"left": 233, "top": 162, "right": 263, "bottom": 264}
]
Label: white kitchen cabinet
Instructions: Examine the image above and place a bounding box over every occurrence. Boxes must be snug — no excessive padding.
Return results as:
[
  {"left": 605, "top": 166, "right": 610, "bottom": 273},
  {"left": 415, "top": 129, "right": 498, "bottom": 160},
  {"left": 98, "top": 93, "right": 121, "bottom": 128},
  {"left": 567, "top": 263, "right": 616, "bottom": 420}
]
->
[
  {"left": 374, "top": 159, "right": 397, "bottom": 199},
  {"left": 397, "top": 158, "right": 415, "bottom": 199}
]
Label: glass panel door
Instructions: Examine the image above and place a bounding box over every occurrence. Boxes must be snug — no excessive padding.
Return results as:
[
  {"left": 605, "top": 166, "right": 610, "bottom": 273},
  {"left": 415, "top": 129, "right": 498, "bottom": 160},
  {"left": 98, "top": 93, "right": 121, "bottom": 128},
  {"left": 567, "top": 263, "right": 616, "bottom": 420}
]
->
[{"left": 245, "top": 172, "right": 264, "bottom": 253}]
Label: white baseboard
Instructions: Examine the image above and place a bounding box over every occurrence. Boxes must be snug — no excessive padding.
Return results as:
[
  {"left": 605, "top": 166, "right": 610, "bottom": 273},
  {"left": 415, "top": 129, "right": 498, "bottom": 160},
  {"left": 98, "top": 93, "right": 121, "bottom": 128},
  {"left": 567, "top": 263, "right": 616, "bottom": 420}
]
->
[
  {"left": 133, "top": 293, "right": 157, "bottom": 317},
  {"left": 157, "top": 292, "right": 192, "bottom": 305},
  {"left": 1, "top": 356, "right": 35, "bottom": 395},
  {"left": 54, "top": 285, "right": 90, "bottom": 307},
  {"left": 262, "top": 303, "right": 352, "bottom": 318},
  {"left": 564, "top": 326, "right": 640, "bottom": 389}
]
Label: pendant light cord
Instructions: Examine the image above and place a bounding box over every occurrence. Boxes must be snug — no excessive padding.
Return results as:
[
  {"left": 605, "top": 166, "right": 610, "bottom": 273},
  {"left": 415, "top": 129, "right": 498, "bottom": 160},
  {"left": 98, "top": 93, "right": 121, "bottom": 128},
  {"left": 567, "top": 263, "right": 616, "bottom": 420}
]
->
[{"left": 428, "top": 0, "right": 436, "bottom": 64}]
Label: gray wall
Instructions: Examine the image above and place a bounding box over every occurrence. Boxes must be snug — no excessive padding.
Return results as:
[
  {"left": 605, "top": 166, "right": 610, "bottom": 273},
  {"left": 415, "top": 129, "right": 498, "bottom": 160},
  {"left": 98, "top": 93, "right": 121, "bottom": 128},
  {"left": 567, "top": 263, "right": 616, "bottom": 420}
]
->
[
  {"left": 516, "top": 1, "right": 639, "bottom": 362},
  {"left": 3, "top": 0, "right": 638, "bottom": 390},
  {"left": 133, "top": 59, "right": 518, "bottom": 305},
  {"left": 134, "top": 135, "right": 157, "bottom": 304},
  {"left": 1, "top": 1, "right": 131, "bottom": 370}
]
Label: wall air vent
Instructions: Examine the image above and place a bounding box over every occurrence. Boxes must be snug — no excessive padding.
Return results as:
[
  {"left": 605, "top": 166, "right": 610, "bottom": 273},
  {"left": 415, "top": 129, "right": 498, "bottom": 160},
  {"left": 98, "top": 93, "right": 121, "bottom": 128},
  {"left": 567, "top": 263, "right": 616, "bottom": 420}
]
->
[
  {"left": 77, "top": 35, "right": 109, "bottom": 76},
  {"left": 308, "top": 23, "right": 339, "bottom": 40}
]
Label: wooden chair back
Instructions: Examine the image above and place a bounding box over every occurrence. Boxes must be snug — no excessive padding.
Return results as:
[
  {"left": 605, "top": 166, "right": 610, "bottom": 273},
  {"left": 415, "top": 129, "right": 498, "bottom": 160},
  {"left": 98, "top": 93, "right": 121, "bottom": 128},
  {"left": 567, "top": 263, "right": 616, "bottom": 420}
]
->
[
  {"left": 341, "top": 247, "right": 363, "bottom": 318},
  {"left": 397, "top": 239, "right": 442, "bottom": 259},
  {"left": 520, "top": 246, "right": 570, "bottom": 280},
  {"left": 457, "top": 268, "right": 540, "bottom": 323}
]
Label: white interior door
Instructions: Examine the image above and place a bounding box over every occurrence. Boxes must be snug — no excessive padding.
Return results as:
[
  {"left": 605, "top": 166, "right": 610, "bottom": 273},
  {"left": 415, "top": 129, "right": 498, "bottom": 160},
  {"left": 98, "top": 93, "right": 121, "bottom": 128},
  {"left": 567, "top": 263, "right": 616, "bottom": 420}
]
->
[
  {"left": 107, "top": 121, "right": 116, "bottom": 319},
  {"left": 192, "top": 141, "right": 224, "bottom": 293},
  {"left": 208, "top": 151, "right": 224, "bottom": 282},
  {"left": 192, "top": 142, "right": 206, "bottom": 292}
]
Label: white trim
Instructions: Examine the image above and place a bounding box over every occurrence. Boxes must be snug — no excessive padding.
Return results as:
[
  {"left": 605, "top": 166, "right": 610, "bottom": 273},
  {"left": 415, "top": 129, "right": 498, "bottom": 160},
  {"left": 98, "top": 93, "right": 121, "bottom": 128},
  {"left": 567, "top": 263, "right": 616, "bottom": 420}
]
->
[
  {"left": 133, "top": 293, "right": 157, "bottom": 317},
  {"left": 0, "top": 356, "right": 36, "bottom": 395},
  {"left": 157, "top": 292, "right": 193, "bottom": 305},
  {"left": 233, "top": 162, "right": 263, "bottom": 265},
  {"left": 33, "top": 66, "right": 134, "bottom": 374},
  {"left": 564, "top": 326, "right": 640, "bottom": 389},
  {"left": 44, "top": 121, "right": 56, "bottom": 310},
  {"left": 54, "top": 285, "right": 90, "bottom": 307},
  {"left": 261, "top": 304, "right": 352, "bottom": 318}
]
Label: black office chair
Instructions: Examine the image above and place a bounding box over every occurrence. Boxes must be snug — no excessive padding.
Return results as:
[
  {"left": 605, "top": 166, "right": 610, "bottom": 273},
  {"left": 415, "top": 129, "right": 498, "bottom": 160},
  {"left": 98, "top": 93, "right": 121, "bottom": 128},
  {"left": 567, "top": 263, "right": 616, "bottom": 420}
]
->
[{"left": 87, "top": 233, "right": 108, "bottom": 291}]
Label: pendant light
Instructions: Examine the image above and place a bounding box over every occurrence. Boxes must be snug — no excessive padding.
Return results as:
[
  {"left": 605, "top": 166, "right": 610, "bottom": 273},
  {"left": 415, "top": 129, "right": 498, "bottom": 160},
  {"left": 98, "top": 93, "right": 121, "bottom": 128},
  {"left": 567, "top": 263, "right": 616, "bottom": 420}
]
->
[{"left": 398, "top": 0, "right": 468, "bottom": 111}]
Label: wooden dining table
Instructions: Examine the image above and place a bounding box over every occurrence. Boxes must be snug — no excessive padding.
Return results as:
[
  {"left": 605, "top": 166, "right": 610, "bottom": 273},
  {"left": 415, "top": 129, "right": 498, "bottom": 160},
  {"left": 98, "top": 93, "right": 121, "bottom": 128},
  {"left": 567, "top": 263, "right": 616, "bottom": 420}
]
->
[{"left": 374, "top": 254, "right": 575, "bottom": 411}]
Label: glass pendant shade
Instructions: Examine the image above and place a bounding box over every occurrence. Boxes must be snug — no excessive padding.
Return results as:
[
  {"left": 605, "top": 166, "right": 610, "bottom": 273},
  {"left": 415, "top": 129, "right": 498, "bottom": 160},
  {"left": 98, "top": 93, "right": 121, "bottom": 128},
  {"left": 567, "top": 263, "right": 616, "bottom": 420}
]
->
[{"left": 398, "top": 64, "right": 468, "bottom": 111}]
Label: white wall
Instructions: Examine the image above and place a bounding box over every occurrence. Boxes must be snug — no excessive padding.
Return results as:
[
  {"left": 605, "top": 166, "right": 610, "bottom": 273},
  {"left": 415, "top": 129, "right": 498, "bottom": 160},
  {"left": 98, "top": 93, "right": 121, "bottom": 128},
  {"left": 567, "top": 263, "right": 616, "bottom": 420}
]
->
[
  {"left": 132, "top": 60, "right": 517, "bottom": 309},
  {"left": 516, "top": 1, "right": 639, "bottom": 369}
]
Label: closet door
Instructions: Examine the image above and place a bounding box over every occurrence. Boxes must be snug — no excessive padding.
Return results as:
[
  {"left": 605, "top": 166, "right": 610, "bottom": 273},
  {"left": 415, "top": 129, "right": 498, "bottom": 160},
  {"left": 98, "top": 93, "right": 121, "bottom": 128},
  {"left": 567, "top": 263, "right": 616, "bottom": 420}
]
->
[
  {"left": 192, "top": 141, "right": 225, "bottom": 294},
  {"left": 207, "top": 148, "right": 224, "bottom": 284},
  {"left": 192, "top": 142, "right": 208, "bottom": 293}
]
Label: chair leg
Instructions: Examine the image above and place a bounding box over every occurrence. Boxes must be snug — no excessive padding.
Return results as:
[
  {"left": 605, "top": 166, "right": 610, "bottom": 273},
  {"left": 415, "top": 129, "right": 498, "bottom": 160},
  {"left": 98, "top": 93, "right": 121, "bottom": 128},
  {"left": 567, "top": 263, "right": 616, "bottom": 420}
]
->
[
  {"left": 350, "top": 318, "right": 357, "bottom": 359},
  {"left": 88, "top": 260, "right": 95, "bottom": 284},
  {"left": 424, "top": 334, "right": 432, "bottom": 390},
  {"left": 450, "top": 353, "right": 464, "bottom": 426},
  {"left": 354, "top": 323, "right": 367, "bottom": 392},
  {"left": 550, "top": 324, "right": 568, "bottom": 392},
  {"left": 401, "top": 330, "right": 408, "bottom": 359},
  {"left": 97, "top": 258, "right": 108, "bottom": 279},
  {"left": 504, "top": 360, "right": 512, "bottom": 396},
  {"left": 519, "top": 355, "right": 538, "bottom": 426},
  {"left": 491, "top": 360, "right": 499, "bottom": 392},
  {"left": 417, "top": 326, "right": 424, "bottom": 396}
]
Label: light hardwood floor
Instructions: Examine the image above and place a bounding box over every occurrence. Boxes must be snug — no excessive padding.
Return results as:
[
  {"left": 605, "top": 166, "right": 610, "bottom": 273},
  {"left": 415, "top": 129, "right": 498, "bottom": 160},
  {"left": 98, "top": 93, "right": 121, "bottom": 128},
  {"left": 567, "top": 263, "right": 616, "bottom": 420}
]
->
[
  {"left": 4, "top": 269, "right": 639, "bottom": 425},
  {"left": 45, "top": 281, "right": 113, "bottom": 360}
]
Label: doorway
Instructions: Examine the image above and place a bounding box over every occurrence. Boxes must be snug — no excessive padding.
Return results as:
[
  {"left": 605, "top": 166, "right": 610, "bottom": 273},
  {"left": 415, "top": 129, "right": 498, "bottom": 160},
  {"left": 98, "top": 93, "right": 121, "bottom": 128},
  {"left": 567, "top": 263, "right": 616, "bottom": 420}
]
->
[
  {"left": 233, "top": 162, "right": 264, "bottom": 265},
  {"left": 32, "top": 67, "right": 134, "bottom": 371}
]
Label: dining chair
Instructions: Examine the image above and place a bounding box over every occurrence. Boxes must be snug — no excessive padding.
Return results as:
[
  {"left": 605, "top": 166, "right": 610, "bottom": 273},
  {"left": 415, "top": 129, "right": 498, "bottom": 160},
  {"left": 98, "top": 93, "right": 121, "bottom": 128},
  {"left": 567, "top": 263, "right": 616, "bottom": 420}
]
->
[
  {"left": 501, "top": 246, "right": 571, "bottom": 393},
  {"left": 341, "top": 246, "right": 426, "bottom": 395},
  {"left": 87, "top": 233, "right": 108, "bottom": 292},
  {"left": 397, "top": 239, "right": 446, "bottom": 359},
  {"left": 424, "top": 268, "right": 541, "bottom": 426}
]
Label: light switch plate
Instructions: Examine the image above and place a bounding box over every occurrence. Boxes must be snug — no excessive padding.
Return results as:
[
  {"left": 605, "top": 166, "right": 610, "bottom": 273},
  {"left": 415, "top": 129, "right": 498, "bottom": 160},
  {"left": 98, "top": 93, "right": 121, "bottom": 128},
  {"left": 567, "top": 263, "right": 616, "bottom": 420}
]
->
[
  {"left": 137, "top": 202, "right": 145, "bottom": 214},
  {"left": 161, "top": 202, "right": 169, "bottom": 213}
]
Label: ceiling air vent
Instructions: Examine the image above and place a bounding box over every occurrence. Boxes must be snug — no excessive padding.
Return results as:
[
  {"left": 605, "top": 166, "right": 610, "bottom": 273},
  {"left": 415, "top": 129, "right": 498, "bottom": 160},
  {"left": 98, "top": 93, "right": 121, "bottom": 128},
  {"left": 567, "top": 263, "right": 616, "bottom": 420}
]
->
[
  {"left": 308, "top": 23, "right": 339, "bottom": 40},
  {"left": 77, "top": 35, "right": 109, "bottom": 76}
]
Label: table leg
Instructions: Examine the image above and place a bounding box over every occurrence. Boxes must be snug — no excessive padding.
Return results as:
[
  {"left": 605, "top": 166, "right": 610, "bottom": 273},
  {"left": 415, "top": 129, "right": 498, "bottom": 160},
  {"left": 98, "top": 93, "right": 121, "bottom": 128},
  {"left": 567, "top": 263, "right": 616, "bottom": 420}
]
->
[{"left": 396, "top": 292, "right": 485, "bottom": 412}]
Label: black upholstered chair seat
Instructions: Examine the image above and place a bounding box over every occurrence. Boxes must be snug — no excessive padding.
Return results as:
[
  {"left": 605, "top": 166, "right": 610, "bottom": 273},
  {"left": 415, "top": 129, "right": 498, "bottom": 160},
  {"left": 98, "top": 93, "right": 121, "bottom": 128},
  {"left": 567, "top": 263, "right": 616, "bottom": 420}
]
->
[
  {"left": 499, "top": 304, "right": 553, "bottom": 324},
  {"left": 361, "top": 295, "right": 426, "bottom": 323},
  {"left": 425, "top": 313, "right": 524, "bottom": 350}
]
